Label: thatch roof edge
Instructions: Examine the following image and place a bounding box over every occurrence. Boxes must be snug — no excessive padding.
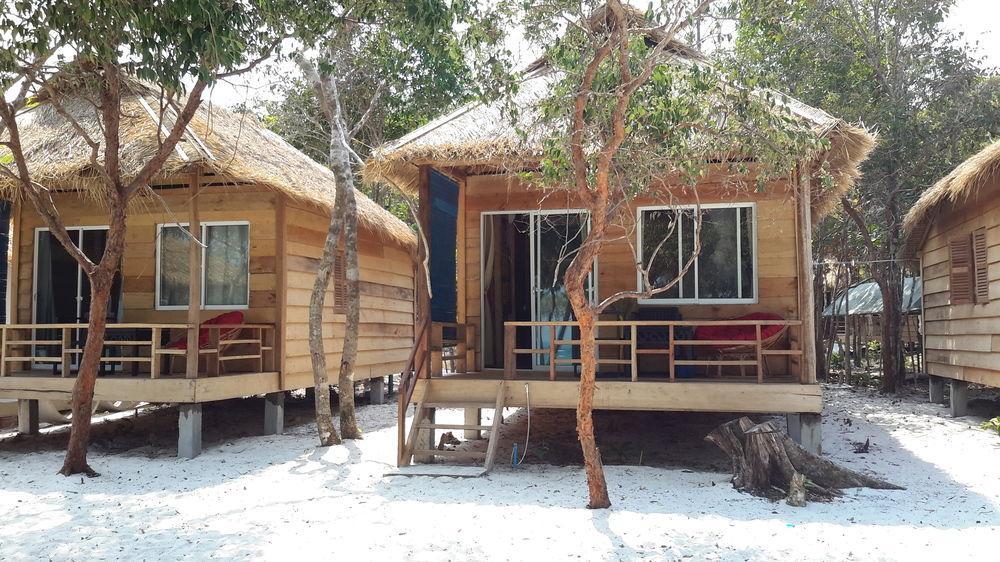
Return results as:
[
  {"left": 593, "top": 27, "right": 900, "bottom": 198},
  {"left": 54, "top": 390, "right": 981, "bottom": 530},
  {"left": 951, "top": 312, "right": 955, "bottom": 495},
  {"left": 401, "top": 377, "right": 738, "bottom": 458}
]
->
[{"left": 901, "top": 140, "right": 1000, "bottom": 260}]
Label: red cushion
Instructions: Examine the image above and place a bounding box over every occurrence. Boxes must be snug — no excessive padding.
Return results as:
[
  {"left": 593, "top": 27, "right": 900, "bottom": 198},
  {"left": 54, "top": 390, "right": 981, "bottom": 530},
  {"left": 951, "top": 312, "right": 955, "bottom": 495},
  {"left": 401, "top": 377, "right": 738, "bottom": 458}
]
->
[
  {"left": 693, "top": 312, "right": 784, "bottom": 347},
  {"left": 166, "top": 311, "right": 245, "bottom": 350}
]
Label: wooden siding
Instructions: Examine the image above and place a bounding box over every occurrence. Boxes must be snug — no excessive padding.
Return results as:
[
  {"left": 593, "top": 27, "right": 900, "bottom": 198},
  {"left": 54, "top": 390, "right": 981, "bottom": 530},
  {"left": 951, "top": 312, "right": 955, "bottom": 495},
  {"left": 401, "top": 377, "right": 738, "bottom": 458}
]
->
[
  {"left": 14, "top": 185, "right": 279, "bottom": 326},
  {"left": 462, "top": 174, "right": 804, "bottom": 371},
  {"left": 919, "top": 179, "right": 1000, "bottom": 387},
  {"left": 281, "top": 198, "right": 415, "bottom": 389}
]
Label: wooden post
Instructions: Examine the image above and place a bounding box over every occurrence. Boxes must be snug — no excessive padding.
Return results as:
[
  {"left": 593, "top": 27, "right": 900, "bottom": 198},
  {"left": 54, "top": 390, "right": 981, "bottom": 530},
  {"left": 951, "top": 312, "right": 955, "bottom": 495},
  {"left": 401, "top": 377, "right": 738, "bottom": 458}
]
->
[
  {"left": 630, "top": 324, "right": 638, "bottom": 382},
  {"left": 549, "top": 327, "right": 556, "bottom": 381},
  {"left": 0, "top": 327, "right": 6, "bottom": 376},
  {"left": 504, "top": 324, "right": 516, "bottom": 380},
  {"left": 668, "top": 324, "right": 675, "bottom": 382},
  {"left": 61, "top": 327, "right": 71, "bottom": 378},
  {"left": 151, "top": 327, "right": 161, "bottom": 379},
  {"left": 186, "top": 170, "right": 202, "bottom": 379},
  {"left": 417, "top": 165, "right": 432, "bottom": 381},
  {"left": 755, "top": 323, "right": 763, "bottom": 383},
  {"left": 797, "top": 165, "right": 817, "bottom": 383}
]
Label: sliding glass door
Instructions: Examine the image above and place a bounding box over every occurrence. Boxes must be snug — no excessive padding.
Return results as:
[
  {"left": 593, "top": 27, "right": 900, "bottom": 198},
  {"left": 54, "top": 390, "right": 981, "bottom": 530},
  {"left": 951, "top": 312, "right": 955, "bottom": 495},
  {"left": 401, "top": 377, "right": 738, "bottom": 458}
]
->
[{"left": 33, "top": 227, "right": 122, "bottom": 366}]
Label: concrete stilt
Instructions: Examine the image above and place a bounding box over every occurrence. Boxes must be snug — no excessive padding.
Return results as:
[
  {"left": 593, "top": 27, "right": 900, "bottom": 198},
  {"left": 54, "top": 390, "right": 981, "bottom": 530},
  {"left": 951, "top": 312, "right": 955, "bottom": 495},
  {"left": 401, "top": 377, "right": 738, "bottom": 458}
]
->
[
  {"left": 464, "top": 407, "right": 482, "bottom": 440},
  {"left": 950, "top": 379, "right": 969, "bottom": 417},
  {"left": 369, "top": 377, "right": 385, "bottom": 405},
  {"left": 786, "top": 413, "right": 822, "bottom": 455},
  {"left": 928, "top": 376, "right": 945, "bottom": 404},
  {"left": 177, "top": 403, "right": 203, "bottom": 459},
  {"left": 387, "top": 375, "right": 394, "bottom": 395},
  {"left": 17, "top": 399, "right": 39, "bottom": 435},
  {"left": 264, "top": 392, "right": 285, "bottom": 435}
]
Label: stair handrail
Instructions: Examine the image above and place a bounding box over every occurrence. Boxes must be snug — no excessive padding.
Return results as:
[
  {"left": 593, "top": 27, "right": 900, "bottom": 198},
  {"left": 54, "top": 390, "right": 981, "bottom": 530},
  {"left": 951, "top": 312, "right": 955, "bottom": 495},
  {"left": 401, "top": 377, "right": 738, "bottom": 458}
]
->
[{"left": 397, "top": 314, "right": 431, "bottom": 465}]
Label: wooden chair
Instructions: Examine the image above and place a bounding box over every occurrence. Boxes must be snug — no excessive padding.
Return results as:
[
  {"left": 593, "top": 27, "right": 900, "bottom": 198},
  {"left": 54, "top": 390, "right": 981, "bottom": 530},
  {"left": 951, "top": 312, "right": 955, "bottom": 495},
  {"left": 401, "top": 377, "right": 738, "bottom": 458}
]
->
[
  {"left": 695, "top": 313, "right": 787, "bottom": 378},
  {"left": 164, "top": 311, "right": 244, "bottom": 375}
]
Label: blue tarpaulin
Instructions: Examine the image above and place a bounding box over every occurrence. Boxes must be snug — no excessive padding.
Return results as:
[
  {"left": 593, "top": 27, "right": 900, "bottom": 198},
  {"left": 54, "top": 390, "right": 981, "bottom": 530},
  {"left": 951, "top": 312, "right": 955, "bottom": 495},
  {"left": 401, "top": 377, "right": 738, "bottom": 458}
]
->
[{"left": 429, "top": 170, "right": 458, "bottom": 323}]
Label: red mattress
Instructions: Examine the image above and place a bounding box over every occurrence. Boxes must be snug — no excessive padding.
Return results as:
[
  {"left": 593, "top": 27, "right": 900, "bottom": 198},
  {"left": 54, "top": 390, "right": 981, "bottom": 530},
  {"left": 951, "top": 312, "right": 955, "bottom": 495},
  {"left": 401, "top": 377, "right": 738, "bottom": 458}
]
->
[{"left": 693, "top": 312, "right": 784, "bottom": 349}]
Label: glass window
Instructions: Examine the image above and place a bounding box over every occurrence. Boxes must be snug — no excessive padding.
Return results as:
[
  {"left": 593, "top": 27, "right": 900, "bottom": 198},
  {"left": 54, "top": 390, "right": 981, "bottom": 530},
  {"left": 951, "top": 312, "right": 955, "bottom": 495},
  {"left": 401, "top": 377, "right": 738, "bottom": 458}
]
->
[
  {"left": 639, "top": 205, "right": 755, "bottom": 302},
  {"left": 157, "top": 223, "right": 250, "bottom": 308}
]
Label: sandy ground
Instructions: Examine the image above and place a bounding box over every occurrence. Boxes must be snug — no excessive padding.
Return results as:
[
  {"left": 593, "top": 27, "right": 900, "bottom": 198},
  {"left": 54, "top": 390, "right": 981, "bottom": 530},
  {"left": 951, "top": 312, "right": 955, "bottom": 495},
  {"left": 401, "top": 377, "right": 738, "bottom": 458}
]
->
[{"left": 0, "top": 383, "right": 998, "bottom": 561}]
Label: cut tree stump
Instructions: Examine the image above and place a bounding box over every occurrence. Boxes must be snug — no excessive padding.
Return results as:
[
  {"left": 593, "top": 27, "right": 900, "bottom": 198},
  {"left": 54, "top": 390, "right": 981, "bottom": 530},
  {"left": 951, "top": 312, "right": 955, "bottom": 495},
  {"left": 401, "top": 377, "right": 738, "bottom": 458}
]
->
[{"left": 706, "top": 417, "right": 903, "bottom": 506}]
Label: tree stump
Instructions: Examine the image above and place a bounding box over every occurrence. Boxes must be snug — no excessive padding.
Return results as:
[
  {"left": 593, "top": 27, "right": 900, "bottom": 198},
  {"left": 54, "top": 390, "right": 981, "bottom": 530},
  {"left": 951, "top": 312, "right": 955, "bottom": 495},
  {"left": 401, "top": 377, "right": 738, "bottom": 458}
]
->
[{"left": 706, "top": 417, "right": 902, "bottom": 506}]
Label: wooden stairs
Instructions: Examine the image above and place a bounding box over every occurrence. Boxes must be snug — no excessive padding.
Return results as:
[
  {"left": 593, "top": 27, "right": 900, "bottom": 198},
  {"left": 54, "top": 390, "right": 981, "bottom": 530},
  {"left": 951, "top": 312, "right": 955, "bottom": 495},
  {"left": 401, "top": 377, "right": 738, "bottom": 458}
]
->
[{"left": 395, "top": 379, "right": 506, "bottom": 477}]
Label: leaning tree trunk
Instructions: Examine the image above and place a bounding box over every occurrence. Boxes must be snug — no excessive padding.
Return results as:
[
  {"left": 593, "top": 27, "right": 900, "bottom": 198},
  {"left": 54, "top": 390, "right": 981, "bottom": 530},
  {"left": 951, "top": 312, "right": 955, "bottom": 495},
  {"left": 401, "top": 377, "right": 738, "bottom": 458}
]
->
[
  {"left": 59, "top": 203, "right": 127, "bottom": 476},
  {"left": 706, "top": 417, "right": 903, "bottom": 506},
  {"left": 308, "top": 187, "right": 346, "bottom": 447},
  {"left": 565, "top": 238, "right": 611, "bottom": 509},
  {"left": 332, "top": 142, "right": 362, "bottom": 440}
]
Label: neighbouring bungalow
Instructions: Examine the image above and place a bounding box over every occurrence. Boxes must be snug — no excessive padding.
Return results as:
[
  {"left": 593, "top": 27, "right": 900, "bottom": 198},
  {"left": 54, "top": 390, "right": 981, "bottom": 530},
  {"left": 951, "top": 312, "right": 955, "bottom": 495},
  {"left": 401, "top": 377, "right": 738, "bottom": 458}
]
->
[
  {"left": 821, "top": 277, "right": 923, "bottom": 373},
  {"left": 0, "top": 77, "right": 416, "bottom": 457},
  {"left": 902, "top": 139, "right": 1000, "bottom": 416},
  {"left": 364, "top": 27, "right": 874, "bottom": 471}
]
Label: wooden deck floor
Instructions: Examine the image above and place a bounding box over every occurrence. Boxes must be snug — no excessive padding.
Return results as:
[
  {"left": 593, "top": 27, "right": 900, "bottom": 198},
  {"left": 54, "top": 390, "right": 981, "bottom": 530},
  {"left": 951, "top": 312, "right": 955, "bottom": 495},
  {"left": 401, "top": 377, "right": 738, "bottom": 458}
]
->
[
  {"left": 412, "top": 371, "right": 822, "bottom": 414},
  {"left": 0, "top": 370, "right": 281, "bottom": 403}
]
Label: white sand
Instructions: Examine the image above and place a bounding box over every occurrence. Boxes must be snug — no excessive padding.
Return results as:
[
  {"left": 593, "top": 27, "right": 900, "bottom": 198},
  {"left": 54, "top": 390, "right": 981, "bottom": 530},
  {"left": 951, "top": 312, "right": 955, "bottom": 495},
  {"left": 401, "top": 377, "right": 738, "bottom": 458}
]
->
[{"left": 0, "top": 386, "right": 997, "bottom": 561}]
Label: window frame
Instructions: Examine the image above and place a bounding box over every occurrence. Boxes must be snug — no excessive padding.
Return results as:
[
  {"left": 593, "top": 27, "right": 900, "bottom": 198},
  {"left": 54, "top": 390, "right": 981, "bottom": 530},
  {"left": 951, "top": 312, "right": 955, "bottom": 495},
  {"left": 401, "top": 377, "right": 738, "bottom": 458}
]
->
[
  {"left": 635, "top": 202, "right": 758, "bottom": 305},
  {"left": 155, "top": 220, "right": 251, "bottom": 311}
]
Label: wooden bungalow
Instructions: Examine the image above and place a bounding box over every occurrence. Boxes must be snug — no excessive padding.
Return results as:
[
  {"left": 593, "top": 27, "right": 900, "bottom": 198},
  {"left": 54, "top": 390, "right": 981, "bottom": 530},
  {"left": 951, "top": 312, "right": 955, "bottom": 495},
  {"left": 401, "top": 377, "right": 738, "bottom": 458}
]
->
[
  {"left": 364, "top": 35, "right": 874, "bottom": 470},
  {"left": 902, "top": 140, "right": 1000, "bottom": 416},
  {"left": 0, "top": 79, "right": 416, "bottom": 456}
]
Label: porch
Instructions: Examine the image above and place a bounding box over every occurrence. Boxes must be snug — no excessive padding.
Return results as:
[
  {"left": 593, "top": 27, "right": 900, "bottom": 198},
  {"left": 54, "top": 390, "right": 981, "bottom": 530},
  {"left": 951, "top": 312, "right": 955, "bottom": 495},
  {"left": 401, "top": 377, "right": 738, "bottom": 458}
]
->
[{"left": 0, "top": 322, "right": 278, "bottom": 404}]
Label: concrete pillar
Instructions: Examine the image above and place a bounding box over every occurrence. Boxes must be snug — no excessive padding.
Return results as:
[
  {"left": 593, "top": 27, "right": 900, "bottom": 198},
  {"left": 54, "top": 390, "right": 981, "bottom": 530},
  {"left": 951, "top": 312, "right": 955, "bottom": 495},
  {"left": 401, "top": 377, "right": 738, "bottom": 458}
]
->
[
  {"left": 787, "top": 413, "right": 821, "bottom": 455},
  {"left": 414, "top": 407, "right": 435, "bottom": 463},
  {"left": 928, "top": 376, "right": 945, "bottom": 404},
  {"left": 369, "top": 377, "right": 385, "bottom": 405},
  {"left": 387, "top": 375, "right": 394, "bottom": 395},
  {"left": 264, "top": 392, "right": 284, "bottom": 435},
  {"left": 177, "top": 403, "right": 203, "bottom": 459},
  {"left": 17, "top": 399, "right": 39, "bottom": 435},
  {"left": 950, "top": 379, "right": 969, "bottom": 417},
  {"left": 464, "top": 407, "right": 482, "bottom": 440}
]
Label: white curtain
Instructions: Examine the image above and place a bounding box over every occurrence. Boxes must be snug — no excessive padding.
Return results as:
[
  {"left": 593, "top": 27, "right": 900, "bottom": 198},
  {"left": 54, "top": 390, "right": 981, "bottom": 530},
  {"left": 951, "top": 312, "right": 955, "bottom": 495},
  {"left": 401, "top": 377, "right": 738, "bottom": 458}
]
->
[{"left": 204, "top": 224, "right": 249, "bottom": 306}]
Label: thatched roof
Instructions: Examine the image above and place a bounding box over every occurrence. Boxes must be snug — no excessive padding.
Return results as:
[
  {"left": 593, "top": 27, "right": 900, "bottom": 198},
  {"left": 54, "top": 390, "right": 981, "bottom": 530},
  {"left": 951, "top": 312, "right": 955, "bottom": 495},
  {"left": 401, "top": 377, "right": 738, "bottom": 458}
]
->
[
  {"left": 362, "top": 15, "right": 874, "bottom": 221},
  {"left": 902, "top": 140, "right": 1000, "bottom": 258},
  {"left": 0, "top": 76, "right": 416, "bottom": 250}
]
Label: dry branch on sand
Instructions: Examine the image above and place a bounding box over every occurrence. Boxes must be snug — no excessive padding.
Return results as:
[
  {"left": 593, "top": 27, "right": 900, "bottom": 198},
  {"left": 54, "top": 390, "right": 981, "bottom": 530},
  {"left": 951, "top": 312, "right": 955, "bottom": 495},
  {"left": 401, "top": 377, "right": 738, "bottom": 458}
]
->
[{"left": 706, "top": 417, "right": 903, "bottom": 507}]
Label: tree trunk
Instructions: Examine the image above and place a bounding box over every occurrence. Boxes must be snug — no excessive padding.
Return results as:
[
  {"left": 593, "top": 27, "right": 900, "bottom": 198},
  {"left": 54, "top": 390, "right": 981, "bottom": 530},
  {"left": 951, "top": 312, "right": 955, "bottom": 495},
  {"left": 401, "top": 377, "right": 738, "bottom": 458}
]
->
[
  {"left": 565, "top": 230, "right": 611, "bottom": 509},
  {"left": 332, "top": 141, "right": 362, "bottom": 440},
  {"left": 59, "top": 201, "right": 127, "bottom": 476},
  {"left": 706, "top": 417, "right": 902, "bottom": 506},
  {"left": 876, "top": 264, "right": 904, "bottom": 393},
  {"left": 308, "top": 187, "right": 345, "bottom": 447}
]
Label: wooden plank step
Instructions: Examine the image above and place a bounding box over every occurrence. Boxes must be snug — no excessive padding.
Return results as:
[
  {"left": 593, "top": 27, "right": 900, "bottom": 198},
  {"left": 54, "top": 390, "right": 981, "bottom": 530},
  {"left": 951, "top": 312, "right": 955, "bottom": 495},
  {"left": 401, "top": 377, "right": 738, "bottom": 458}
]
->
[
  {"left": 418, "top": 423, "right": 491, "bottom": 430},
  {"left": 413, "top": 449, "right": 487, "bottom": 459}
]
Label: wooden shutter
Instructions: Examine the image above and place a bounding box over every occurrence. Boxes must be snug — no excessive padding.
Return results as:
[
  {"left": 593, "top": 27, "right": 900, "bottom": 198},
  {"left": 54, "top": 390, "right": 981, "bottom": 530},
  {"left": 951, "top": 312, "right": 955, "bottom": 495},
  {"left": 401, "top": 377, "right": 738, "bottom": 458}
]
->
[
  {"left": 973, "top": 228, "right": 989, "bottom": 303},
  {"left": 333, "top": 248, "right": 347, "bottom": 314},
  {"left": 948, "top": 237, "right": 973, "bottom": 305}
]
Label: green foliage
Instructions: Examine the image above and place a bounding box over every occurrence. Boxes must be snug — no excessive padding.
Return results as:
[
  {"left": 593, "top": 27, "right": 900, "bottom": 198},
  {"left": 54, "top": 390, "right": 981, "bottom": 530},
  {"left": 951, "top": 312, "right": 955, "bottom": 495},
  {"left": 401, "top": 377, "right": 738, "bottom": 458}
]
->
[
  {"left": 523, "top": 1, "right": 822, "bottom": 202},
  {"left": 2, "top": 1, "right": 284, "bottom": 93},
  {"left": 731, "top": 0, "right": 1000, "bottom": 265},
  {"left": 981, "top": 417, "right": 1000, "bottom": 436},
  {"left": 262, "top": 1, "right": 515, "bottom": 223}
]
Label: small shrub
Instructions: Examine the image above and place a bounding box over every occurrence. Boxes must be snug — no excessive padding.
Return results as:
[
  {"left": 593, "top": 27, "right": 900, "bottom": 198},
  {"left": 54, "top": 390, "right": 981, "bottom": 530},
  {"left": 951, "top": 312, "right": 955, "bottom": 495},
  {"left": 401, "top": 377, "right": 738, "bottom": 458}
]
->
[{"left": 981, "top": 417, "right": 1000, "bottom": 436}]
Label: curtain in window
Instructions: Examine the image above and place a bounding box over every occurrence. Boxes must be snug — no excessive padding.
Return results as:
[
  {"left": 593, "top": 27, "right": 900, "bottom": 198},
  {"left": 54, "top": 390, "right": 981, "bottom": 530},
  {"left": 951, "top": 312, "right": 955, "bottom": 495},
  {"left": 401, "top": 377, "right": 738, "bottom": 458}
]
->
[
  {"left": 204, "top": 224, "right": 249, "bottom": 306},
  {"left": 158, "top": 226, "right": 190, "bottom": 307}
]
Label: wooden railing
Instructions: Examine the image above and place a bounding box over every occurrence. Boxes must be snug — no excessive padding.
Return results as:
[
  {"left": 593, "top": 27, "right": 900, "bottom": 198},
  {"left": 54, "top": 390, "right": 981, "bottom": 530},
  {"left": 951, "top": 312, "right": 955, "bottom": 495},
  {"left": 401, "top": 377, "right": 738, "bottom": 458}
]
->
[
  {"left": 0, "top": 323, "right": 275, "bottom": 378},
  {"left": 502, "top": 319, "right": 804, "bottom": 383},
  {"left": 398, "top": 314, "right": 432, "bottom": 466},
  {"left": 432, "top": 322, "right": 475, "bottom": 375}
]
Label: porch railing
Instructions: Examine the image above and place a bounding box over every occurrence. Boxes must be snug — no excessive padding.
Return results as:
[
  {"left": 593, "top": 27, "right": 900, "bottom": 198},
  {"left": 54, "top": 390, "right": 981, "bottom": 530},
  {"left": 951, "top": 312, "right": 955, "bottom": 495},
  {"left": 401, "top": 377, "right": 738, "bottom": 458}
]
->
[
  {"left": 0, "top": 323, "right": 275, "bottom": 378},
  {"left": 502, "top": 319, "right": 804, "bottom": 383}
]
